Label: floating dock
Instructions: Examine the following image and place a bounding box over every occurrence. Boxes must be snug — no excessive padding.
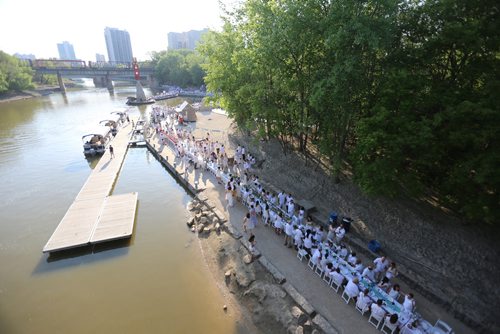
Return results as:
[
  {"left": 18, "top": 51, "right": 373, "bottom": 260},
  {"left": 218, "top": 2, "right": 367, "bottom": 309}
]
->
[{"left": 43, "top": 120, "right": 139, "bottom": 253}]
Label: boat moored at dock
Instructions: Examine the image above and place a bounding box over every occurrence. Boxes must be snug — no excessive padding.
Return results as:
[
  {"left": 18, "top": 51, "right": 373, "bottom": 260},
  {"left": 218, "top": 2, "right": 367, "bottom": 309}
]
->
[{"left": 82, "top": 126, "right": 111, "bottom": 156}]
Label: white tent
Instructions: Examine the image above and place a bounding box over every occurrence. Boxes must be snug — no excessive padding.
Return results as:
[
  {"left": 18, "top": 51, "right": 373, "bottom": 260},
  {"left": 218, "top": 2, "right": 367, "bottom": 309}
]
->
[{"left": 175, "top": 101, "right": 197, "bottom": 122}]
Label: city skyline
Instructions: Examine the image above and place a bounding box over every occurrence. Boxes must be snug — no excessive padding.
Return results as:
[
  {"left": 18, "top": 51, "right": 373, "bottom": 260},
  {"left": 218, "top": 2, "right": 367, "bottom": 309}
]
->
[{"left": 0, "top": 0, "right": 227, "bottom": 61}]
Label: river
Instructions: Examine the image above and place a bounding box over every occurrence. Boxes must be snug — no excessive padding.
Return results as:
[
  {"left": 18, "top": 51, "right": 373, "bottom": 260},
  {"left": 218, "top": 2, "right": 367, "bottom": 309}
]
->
[{"left": 0, "top": 87, "right": 243, "bottom": 333}]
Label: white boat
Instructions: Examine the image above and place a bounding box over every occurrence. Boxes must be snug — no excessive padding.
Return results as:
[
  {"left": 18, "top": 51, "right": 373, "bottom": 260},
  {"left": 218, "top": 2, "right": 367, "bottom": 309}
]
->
[
  {"left": 82, "top": 126, "right": 111, "bottom": 156},
  {"left": 99, "top": 114, "right": 121, "bottom": 136},
  {"left": 111, "top": 108, "right": 129, "bottom": 123}
]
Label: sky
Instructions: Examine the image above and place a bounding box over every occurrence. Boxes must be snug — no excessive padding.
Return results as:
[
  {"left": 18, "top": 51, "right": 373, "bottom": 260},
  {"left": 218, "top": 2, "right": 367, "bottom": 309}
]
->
[{"left": 0, "top": 0, "right": 232, "bottom": 61}]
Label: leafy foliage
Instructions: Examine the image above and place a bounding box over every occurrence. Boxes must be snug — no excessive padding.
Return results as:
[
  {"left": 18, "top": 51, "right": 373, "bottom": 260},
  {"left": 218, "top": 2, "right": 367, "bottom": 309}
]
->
[
  {"left": 153, "top": 49, "right": 206, "bottom": 88},
  {"left": 199, "top": 0, "right": 500, "bottom": 223},
  {"left": 0, "top": 51, "right": 34, "bottom": 93}
]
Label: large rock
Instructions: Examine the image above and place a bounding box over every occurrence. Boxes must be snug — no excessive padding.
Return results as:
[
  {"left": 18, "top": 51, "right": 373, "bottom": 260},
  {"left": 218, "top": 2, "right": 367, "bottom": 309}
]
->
[
  {"left": 186, "top": 216, "right": 195, "bottom": 227},
  {"left": 206, "top": 212, "right": 216, "bottom": 222},
  {"left": 291, "top": 306, "right": 308, "bottom": 325},
  {"left": 199, "top": 216, "right": 209, "bottom": 225},
  {"left": 196, "top": 224, "right": 205, "bottom": 234},
  {"left": 203, "top": 227, "right": 212, "bottom": 235},
  {"left": 235, "top": 264, "right": 256, "bottom": 288},
  {"left": 243, "top": 254, "right": 253, "bottom": 264}
]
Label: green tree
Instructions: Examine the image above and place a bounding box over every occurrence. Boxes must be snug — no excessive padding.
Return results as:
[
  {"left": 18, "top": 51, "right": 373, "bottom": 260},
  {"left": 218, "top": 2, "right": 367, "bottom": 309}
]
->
[
  {"left": 0, "top": 51, "right": 34, "bottom": 93},
  {"left": 200, "top": 0, "right": 500, "bottom": 223},
  {"left": 154, "top": 49, "right": 206, "bottom": 88}
]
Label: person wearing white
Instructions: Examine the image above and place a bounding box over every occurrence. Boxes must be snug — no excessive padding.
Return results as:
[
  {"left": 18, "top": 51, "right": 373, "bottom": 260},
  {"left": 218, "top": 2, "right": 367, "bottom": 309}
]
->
[
  {"left": 400, "top": 321, "right": 420, "bottom": 334},
  {"left": 298, "top": 208, "right": 305, "bottom": 224},
  {"left": 345, "top": 278, "right": 360, "bottom": 299},
  {"left": 287, "top": 200, "right": 295, "bottom": 216},
  {"left": 284, "top": 221, "right": 294, "bottom": 247},
  {"left": 303, "top": 234, "right": 313, "bottom": 255},
  {"left": 356, "top": 289, "right": 372, "bottom": 312},
  {"left": 338, "top": 245, "right": 348, "bottom": 259},
  {"left": 373, "top": 256, "right": 390, "bottom": 281},
  {"left": 315, "top": 226, "right": 324, "bottom": 243},
  {"left": 385, "top": 262, "right": 398, "bottom": 281},
  {"left": 278, "top": 192, "right": 286, "bottom": 209},
  {"left": 334, "top": 226, "right": 345, "bottom": 243},
  {"left": 347, "top": 252, "right": 357, "bottom": 266},
  {"left": 354, "top": 259, "right": 364, "bottom": 274},
  {"left": 293, "top": 227, "right": 303, "bottom": 248},
  {"left": 311, "top": 247, "right": 321, "bottom": 266},
  {"left": 362, "top": 266, "right": 376, "bottom": 282},
  {"left": 387, "top": 284, "right": 401, "bottom": 300},
  {"left": 262, "top": 205, "right": 270, "bottom": 226},
  {"left": 370, "top": 299, "right": 386, "bottom": 320},
  {"left": 403, "top": 293, "right": 416, "bottom": 313}
]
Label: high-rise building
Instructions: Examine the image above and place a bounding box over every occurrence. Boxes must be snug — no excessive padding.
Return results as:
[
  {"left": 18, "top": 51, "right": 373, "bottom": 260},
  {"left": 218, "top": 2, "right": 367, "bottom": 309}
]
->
[
  {"left": 96, "top": 53, "right": 106, "bottom": 62},
  {"left": 167, "top": 29, "right": 208, "bottom": 50},
  {"left": 104, "top": 27, "right": 133, "bottom": 63},
  {"left": 57, "top": 41, "right": 76, "bottom": 60}
]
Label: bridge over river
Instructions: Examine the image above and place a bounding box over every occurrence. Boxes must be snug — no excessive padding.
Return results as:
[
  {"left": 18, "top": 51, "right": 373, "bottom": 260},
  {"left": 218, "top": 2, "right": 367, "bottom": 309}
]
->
[{"left": 27, "top": 59, "right": 158, "bottom": 92}]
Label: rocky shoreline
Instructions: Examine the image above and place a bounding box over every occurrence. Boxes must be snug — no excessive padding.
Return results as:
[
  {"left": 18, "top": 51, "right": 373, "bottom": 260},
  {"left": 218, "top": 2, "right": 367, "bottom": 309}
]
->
[
  {"left": 186, "top": 198, "right": 333, "bottom": 334},
  {"left": 144, "top": 138, "right": 335, "bottom": 333}
]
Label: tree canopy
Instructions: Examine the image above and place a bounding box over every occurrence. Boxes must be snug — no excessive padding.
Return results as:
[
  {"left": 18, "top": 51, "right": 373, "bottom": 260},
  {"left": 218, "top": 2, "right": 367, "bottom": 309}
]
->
[
  {"left": 151, "top": 49, "right": 206, "bottom": 88},
  {"left": 199, "top": 0, "right": 500, "bottom": 224},
  {"left": 0, "top": 51, "right": 34, "bottom": 93}
]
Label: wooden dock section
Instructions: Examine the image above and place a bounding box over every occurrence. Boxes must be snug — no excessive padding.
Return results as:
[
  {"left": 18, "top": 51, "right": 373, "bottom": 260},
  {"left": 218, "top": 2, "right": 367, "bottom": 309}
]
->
[
  {"left": 90, "top": 192, "right": 138, "bottom": 243},
  {"left": 43, "top": 120, "right": 139, "bottom": 253}
]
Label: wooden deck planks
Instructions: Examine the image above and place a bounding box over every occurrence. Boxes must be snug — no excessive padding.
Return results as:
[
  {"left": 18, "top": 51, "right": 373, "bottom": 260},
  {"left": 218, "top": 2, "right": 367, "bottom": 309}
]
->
[
  {"left": 90, "top": 192, "right": 138, "bottom": 243},
  {"left": 43, "top": 119, "right": 139, "bottom": 253}
]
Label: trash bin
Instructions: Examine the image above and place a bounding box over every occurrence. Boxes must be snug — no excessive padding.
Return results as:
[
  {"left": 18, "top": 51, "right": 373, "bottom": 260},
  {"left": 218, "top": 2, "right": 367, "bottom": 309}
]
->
[
  {"left": 329, "top": 212, "right": 338, "bottom": 224},
  {"left": 342, "top": 217, "right": 352, "bottom": 232},
  {"left": 368, "top": 240, "right": 381, "bottom": 253}
]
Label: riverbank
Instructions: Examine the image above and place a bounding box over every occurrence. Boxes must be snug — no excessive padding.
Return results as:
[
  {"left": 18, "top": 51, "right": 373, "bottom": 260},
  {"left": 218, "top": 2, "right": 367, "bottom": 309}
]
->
[
  {"left": 187, "top": 200, "right": 328, "bottom": 334},
  {"left": 143, "top": 109, "right": 478, "bottom": 334},
  {"left": 230, "top": 129, "right": 499, "bottom": 333},
  {"left": 0, "top": 86, "right": 60, "bottom": 103},
  {"left": 144, "top": 134, "right": 330, "bottom": 333}
]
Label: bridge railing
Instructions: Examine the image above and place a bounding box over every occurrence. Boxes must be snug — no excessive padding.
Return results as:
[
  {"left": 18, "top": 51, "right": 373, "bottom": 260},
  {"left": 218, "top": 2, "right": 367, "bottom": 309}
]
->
[{"left": 30, "top": 59, "right": 155, "bottom": 71}]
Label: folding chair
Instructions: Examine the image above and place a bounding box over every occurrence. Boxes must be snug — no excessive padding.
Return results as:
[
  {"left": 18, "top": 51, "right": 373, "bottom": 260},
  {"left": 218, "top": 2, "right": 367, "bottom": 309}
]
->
[
  {"left": 296, "top": 248, "right": 307, "bottom": 262},
  {"left": 330, "top": 277, "right": 341, "bottom": 293},
  {"left": 307, "top": 258, "right": 316, "bottom": 270},
  {"left": 322, "top": 272, "right": 332, "bottom": 285},
  {"left": 355, "top": 299, "right": 369, "bottom": 316},
  {"left": 381, "top": 317, "right": 398, "bottom": 334},
  {"left": 314, "top": 264, "right": 324, "bottom": 277},
  {"left": 341, "top": 290, "right": 352, "bottom": 304},
  {"left": 368, "top": 312, "right": 384, "bottom": 329}
]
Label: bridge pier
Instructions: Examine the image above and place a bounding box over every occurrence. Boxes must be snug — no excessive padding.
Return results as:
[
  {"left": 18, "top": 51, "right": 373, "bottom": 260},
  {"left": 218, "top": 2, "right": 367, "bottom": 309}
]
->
[
  {"left": 57, "top": 72, "right": 66, "bottom": 94},
  {"left": 93, "top": 76, "right": 106, "bottom": 88},
  {"left": 106, "top": 75, "right": 114, "bottom": 92},
  {"left": 148, "top": 74, "right": 160, "bottom": 90}
]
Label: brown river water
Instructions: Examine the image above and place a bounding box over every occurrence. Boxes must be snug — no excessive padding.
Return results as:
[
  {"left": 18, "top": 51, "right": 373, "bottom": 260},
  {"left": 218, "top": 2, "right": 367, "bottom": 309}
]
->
[{"left": 0, "top": 86, "right": 244, "bottom": 333}]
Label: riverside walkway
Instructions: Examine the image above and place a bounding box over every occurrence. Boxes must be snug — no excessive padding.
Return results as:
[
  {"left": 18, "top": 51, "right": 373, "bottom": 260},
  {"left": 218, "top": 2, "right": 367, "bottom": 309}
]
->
[
  {"left": 145, "top": 110, "right": 475, "bottom": 334},
  {"left": 43, "top": 120, "right": 138, "bottom": 253}
]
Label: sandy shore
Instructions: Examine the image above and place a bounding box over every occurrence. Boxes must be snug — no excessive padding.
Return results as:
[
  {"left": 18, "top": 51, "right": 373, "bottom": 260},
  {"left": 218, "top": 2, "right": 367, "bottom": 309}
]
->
[{"left": 0, "top": 87, "right": 61, "bottom": 104}]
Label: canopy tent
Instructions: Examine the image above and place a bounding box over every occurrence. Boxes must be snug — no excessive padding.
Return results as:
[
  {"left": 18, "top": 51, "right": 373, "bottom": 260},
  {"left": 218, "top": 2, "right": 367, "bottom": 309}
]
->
[{"left": 175, "top": 101, "right": 197, "bottom": 122}]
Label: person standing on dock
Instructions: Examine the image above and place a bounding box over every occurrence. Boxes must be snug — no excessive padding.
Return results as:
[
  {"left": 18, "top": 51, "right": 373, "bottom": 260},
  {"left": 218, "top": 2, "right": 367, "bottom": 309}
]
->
[{"left": 109, "top": 145, "right": 114, "bottom": 159}]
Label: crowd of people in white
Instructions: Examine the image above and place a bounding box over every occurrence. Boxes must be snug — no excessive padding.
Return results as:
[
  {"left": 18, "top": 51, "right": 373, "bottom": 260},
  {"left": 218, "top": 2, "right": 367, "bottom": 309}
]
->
[{"left": 148, "top": 106, "right": 452, "bottom": 334}]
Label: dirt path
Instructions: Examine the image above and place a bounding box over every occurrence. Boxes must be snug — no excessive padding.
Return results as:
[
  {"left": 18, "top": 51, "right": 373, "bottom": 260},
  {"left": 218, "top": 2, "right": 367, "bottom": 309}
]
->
[{"left": 230, "top": 130, "right": 498, "bottom": 334}]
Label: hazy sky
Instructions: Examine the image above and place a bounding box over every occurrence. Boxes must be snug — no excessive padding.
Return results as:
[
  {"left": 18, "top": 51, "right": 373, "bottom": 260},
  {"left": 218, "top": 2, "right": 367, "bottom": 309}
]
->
[{"left": 0, "top": 0, "right": 230, "bottom": 61}]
